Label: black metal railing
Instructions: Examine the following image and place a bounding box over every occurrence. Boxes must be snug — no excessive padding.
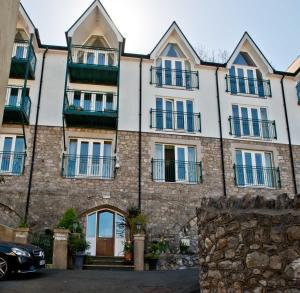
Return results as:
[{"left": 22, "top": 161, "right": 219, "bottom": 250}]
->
[
  {"left": 69, "top": 45, "right": 118, "bottom": 67},
  {"left": 150, "top": 109, "right": 201, "bottom": 132},
  {"left": 229, "top": 116, "right": 277, "bottom": 139},
  {"left": 61, "top": 154, "right": 115, "bottom": 179},
  {"left": 152, "top": 159, "right": 202, "bottom": 183},
  {"left": 12, "top": 40, "right": 36, "bottom": 73},
  {"left": 5, "top": 86, "right": 31, "bottom": 118},
  {"left": 150, "top": 67, "right": 199, "bottom": 89},
  {"left": 64, "top": 89, "right": 118, "bottom": 113},
  {"left": 226, "top": 75, "right": 271, "bottom": 98},
  {"left": 0, "top": 151, "right": 26, "bottom": 175},
  {"left": 234, "top": 164, "right": 281, "bottom": 188}
]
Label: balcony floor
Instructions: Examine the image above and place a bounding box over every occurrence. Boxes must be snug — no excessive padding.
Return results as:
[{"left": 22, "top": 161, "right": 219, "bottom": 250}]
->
[{"left": 68, "top": 63, "right": 118, "bottom": 85}]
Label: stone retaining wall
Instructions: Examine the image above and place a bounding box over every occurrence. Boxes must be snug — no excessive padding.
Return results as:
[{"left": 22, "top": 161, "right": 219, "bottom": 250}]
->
[{"left": 197, "top": 194, "right": 300, "bottom": 292}]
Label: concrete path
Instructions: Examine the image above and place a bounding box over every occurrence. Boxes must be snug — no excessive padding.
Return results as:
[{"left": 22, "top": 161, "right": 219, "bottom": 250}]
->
[{"left": 1, "top": 269, "right": 199, "bottom": 293}]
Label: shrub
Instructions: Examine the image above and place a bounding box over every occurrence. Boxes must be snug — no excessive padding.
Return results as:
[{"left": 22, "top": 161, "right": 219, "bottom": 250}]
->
[{"left": 57, "top": 208, "right": 82, "bottom": 233}]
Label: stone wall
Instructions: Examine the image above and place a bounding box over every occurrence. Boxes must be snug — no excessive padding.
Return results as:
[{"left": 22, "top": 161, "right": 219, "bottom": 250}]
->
[{"left": 197, "top": 194, "right": 300, "bottom": 292}]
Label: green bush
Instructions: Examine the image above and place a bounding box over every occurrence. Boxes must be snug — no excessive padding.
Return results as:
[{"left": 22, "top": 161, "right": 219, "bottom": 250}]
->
[
  {"left": 57, "top": 208, "right": 82, "bottom": 233},
  {"left": 69, "top": 234, "right": 90, "bottom": 255}
]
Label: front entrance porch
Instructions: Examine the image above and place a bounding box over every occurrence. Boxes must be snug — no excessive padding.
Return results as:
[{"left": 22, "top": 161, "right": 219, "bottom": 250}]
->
[{"left": 85, "top": 208, "right": 126, "bottom": 257}]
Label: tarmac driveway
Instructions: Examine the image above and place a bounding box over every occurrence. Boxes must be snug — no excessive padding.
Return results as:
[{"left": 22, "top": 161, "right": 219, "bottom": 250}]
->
[{"left": 1, "top": 268, "right": 199, "bottom": 293}]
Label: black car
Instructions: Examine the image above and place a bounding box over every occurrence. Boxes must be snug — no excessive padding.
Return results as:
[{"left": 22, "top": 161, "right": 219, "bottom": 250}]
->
[{"left": 0, "top": 241, "right": 45, "bottom": 279}]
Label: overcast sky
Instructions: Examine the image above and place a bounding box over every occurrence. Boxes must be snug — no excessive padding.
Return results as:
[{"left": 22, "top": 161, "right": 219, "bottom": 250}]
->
[{"left": 21, "top": 0, "right": 300, "bottom": 70}]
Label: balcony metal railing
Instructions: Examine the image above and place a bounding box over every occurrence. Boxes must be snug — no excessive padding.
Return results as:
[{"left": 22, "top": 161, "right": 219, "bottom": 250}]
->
[
  {"left": 297, "top": 82, "right": 300, "bottom": 105},
  {"left": 226, "top": 75, "right": 271, "bottom": 98},
  {"left": 5, "top": 86, "right": 31, "bottom": 118},
  {"left": 61, "top": 154, "right": 115, "bottom": 179},
  {"left": 150, "top": 67, "right": 199, "bottom": 89},
  {"left": 69, "top": 45, "right": 118, "bottom": 67},
  {"left": 0, "top": 151, "right": 26, "bottom": 175},
  {"left": 234, "top": 164, "right": 281, "bottom": 189},
  {"left": 64, "top": 89, "right": 118, "bottom": 113},
  {"left": 152, "top": 159, "right": 202, "bottom": 183},
  {"left": 150, "top": 109, "right": 201, "bottom": 132},
  {"left": 229, "top": 116, "right": 277, "bottom": 140},
  {"left": 12, "top": 40, "right": 37, "bottom": 73}
]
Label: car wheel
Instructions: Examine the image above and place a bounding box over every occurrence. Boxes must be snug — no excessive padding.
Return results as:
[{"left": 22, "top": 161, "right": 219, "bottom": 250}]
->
[{"left": 0, "top": 256, "right": 10, "bottom": 280}]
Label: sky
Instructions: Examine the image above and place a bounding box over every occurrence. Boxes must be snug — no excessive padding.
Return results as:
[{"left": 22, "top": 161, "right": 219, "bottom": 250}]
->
[{"left": 21, "top": 0, "right": 300, "bottom": 70}]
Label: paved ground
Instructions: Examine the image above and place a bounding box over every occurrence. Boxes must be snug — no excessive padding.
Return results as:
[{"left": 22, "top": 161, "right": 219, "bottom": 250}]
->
[{"left": 1, "top": 269, "right": 199, "bottom": 293}]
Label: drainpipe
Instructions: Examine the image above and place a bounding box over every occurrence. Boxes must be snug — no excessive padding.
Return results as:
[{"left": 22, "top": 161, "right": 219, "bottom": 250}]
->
[
  {"left": 280, "top": 75, "right": 298, "bottom": 195},
  {"left": 24, "top": 47, "right": 49, "bottom": 223},
  {"left": 215, "top": 67, "right": 227, "bottom": 197},
  {"left": 138, "top": 58, "right": 143, "bottom": 211}
]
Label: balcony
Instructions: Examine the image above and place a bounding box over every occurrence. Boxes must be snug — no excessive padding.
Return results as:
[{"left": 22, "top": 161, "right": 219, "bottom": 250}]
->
[
  {"left": 0, "top": 151, "right": 26, "bottom": 176},
  {"left": 150, "top": 109, "right": 201, "bottom": 133},
  {"left": 229, "top": 116, "right": 277, "bottom": 140},
  {"left": 3, "top": 86, "right": 31, "bottom": 124},
  {"left": 234, "top": 164, "right": 281, "bottom": 189},
  {"left": 61, "top": 154, "right": 115, "bottom": 179},
  {"left": 150, "top": 67, "right": 199, "bottom": 89},
  {"left": 10, "top": 41, "right": 36, "bottom": 80},
  {"left": 152, "top": 159, "right": 202, "bottom": 184},
  {"left": 226, "top": 75, "right": 271, "bottom": 98},
  {"left": 68, "top": 45, "right": 119, "bottom": 85},
  {"left": 63, "top": 89, "right": 118, "bottom": 129}
]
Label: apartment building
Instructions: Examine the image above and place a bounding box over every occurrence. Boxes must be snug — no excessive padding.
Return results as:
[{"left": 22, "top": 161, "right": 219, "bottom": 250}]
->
[{"left": 0, "top": 0, "right": 299, "bottom": 256}]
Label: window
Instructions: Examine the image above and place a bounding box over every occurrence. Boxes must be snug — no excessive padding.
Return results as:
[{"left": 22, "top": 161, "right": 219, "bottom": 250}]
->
[
  {"left": 0, "top": 135, "right": 25, "bottom": 175},
  {"left": 297, "top": 82, "right": 300, "bottom": 103},
  {"left": 74, "top": 47, "right": 116, "bottom": 66},
  {"left": 67, "top": 91, "right": 116, "bottom": 112},
  {"left": 153, "top": 144, "right": 200, "bottom": 183},
  {"left": 231, "top": 105, "right": 274, "bottom": 139},
  {"left": 228, "top": 52, "right": 270, "bottom": 97},
  {"left": 66, "top": 139, "right": 113, "bottom": 179},
  {"left": 154, "top": 97, "right": 197, "bottom": 132},
  {"left": 235, "top": 150, "right": 278, "bottom": 188}
]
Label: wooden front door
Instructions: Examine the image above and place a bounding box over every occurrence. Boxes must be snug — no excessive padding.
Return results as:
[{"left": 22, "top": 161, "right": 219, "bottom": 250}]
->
[{"left": 96, "top": 211, "right": 114, "bottom": 256}]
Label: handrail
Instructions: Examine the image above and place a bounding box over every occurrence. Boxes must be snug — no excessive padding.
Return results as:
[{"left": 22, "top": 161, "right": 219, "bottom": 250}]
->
[
  {"left": 233, "top": 164, "right": 281, "bottom": 188},
  {"left": 151, "top": 159, "right": 202, "bottom": 183},
  {"left": 229, "top": 116, "right": 277, "bottom": 139},
  {"left": 226, "top": 74, "right": 271, "bottom": 97},
  {"left": 150, "top": 109, "right": 201, "bottom": 132}
]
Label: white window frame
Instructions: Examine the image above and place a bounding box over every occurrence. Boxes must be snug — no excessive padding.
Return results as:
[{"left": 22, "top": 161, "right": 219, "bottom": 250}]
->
[
  {"left": 161, "top": 57, "right": 188, "bottom": 87},
  {"left": 73, "top": 48, "right": 117, "bottom": 66},
  {"left": 155, "top": 143, "right": 197, "bottom": 183},
  {"left": 67, "top": 90, "right": 116, "bottom": 112},
  {"left": 237, "top": 149, "right": 274, "bottom": 187},
  {"left": 5, "top": 87, "right": 23, "bottom": 107},
  {"left": 157, "top": 97, "right": 194, "bottom": 131},
  {"left": 0, "top": 135, "right": 24, "bottom": 174},
  {"left": 69, "top": 138, "right": 112, "bottom": 178}
]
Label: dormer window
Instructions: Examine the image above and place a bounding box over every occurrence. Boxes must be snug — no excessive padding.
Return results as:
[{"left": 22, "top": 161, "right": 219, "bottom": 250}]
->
[
  {"left": 151, "top": 43, "right": 199, "bottom": 89},
  {"left": 226, "top": 52, "right": 271, "bottom": 98}
]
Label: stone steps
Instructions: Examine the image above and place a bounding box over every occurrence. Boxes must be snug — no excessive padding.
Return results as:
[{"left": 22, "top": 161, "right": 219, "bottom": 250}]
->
[{"left": 84, "top": 256, "right": 134, "bottom": 271}]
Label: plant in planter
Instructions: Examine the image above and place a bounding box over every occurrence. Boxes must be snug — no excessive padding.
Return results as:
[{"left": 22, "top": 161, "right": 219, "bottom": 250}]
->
[
  {"left": 67, "top": 105, "right": 76, "bottom": 111},
  {"left": 179, "top": 241, "right": 189, "bottom": 254},
  {"left": 123, "top": 240, "right": 133, "bottom": 263},
  {"left": 69, "top": 234, "right": 90, "bottom": 270},
  {"left": 146, "top": 237, "right": 169, "bottom": 270},
  {"left": 127, "top": 210, "right": 146, "bottom": 238}
]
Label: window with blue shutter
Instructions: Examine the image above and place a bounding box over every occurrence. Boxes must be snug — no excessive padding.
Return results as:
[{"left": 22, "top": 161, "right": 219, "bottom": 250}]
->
[
  {"left": 255, "top": 153, "right": 264, "bottom": 185},
  {"left": 156, "top": 98, "right": 163, "bottom": 130},
  {"left": 238, "top": 68, "right": 246, "bottom": 93},
  {"left": 155, "top": 144, "right": 164, "bottom": 181},
  {"left": 232, "top": 105, "right": 241, "bottom": 136},
  {"left": 176, "top": 101, "right": 184, "bottom": 130},
  {"left": 103, "top": 142, "right": 112, "bottom": 178},
  {"left": 186, "top": 100, "right": 194, "bottom": 132},
  {"left": 241, "top": 107, "right": 250, "bottom": 136},
  {"left": 260, "top": 108, "right": 269, "bottom": 139},
  {"left": 175, "top": 61, "right": 183, "bottom": 86},
  {"left": 177, "top": 147, "right": 186, "bottom": 181},
  {"left": 68, "top": 140, "right": 77, "bottom": 177},
  {"left": 247, "top": 69, "right": 255, "bottom": 95},
  {"left": 235, "top": 150, "right": 244, "bottom": 186},
  {"left": 165, "top": 100, "right": 173, "bottom": 129},
  {"left": 229, "top": 66, "right": 237, "bottom": 94},
  {"left": 245, "top": 152, "right": 254, "bottom": 185},
  {"left": 251, "top": 108, "right": 260, "bottom": 137},
  {"left": 188, "top": 147, "right": 196, "bottom": 183},
  {"left": 165, "top": 60, "right": 172, "bottom": 85},
  {"left": 12, "top": 137, "right": 24, "bottom": 174}
]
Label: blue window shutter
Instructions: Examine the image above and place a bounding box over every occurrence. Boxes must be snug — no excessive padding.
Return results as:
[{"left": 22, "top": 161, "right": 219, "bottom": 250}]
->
[
  {"left": 165, "top": 60, "right": 172, "bottom": 85},
  {"left": 265, "top": 153, "right": 274, "bottom": 187},
  {"left": 255, "top": 153, "right": 264, "bottom": 185},
  {"left": 165, "top": 100, "right": 173, "bottom": 129},
  {"left": 156, "top": 98, "right": 163, "bottom": 129},
  {"left": 188, "top": 147, "right": 196, "bottom": 183},
  {"left": 247, "top": 69, "right": 255, "bottom": 94},
  {"left": 241, "top": 107, "right": 250, "bottom": 136},
  {"left": 260, "top": 108, "right": 269, "bottom": 139},
  {"left": 176, "top": 101, "right": 184, "bottom": 130},
  {"left": 232, "top": 105, "right": 241, "bottom": 136},
  {"left": 237, "top": 68, "right": 246, "bottom": 93},
  {"left": 229, "top": 66, "right": 237, "bottom": 94},
  {"left": 251, "top": 108, "right": 260, "bottom": 137},
  {"left": 155, "top": 144, "right": 164, "bottom": 181},
  {"left": 235, "top": 150, "right": 244, "bottom": 186},
  {"left": 177, "top": 147, "right": 185, "bottom": 181},
  {"left": 245, "top": 152, "right": 253, "bottom": 185},
  {"left": 186, "top": 100, "right": 194, "bottom": 132},
  {"left": 12, "top": 137, "right": 24, "bottom": 174}
]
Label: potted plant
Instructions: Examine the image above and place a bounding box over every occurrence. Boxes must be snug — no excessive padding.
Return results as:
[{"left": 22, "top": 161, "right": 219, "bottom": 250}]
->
[
  {"left": 146, "top": 237, "right": 169, "bottom": 270},
  {"left": 123, "top": 241, "right": 133, "bottom": 263},
  {"left": 179, "top": 241, "right": 189, "bottom": 254},
  {"left": 69, "top": 234, "right": 90, "bottom": 270}
]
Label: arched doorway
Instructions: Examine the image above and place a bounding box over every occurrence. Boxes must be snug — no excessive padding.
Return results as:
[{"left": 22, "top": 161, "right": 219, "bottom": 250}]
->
[{"left": 86, "top": 209, "right": 126, "bottom": 257}]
